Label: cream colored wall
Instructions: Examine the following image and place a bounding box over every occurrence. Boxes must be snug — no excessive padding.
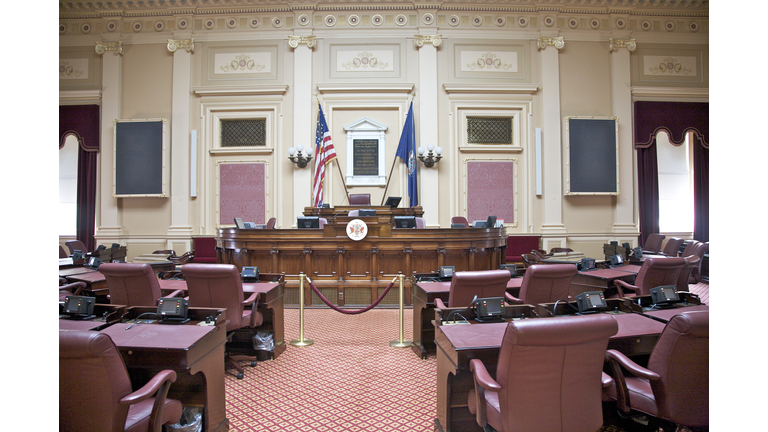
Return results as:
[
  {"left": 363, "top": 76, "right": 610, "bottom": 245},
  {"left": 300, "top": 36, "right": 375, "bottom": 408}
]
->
[{"left": 59, "top": 3, "right": 709, "bottom": 259}]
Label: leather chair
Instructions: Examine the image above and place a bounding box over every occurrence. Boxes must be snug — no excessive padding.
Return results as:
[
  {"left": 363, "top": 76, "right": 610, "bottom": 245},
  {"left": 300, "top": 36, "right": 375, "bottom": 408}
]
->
[
  {"left": 434, "top": 270, "right": 511, "bottom": 310},
  {"left": 605, "top": 310, "right": 709, "bottom": 431},
  {"left": 660, "top": 237, "right": 684, "bottom": 257},
  {"left": 66, "top": 239, "right": 88, "bottom": 255},
  {"left": 679, "top": 240, "right": 701, "bottom": 258},
  {"left": 415, "top": 217, "right": 426, "bottom": 229},
  {"left": 686, "top": 242, "right": 708, "bottom": 284},
  {"left": 676, "top": 255, "right": 701, "bottom": 292},
  {"left": 451, "top": 216, "right": 469, "bottom": 228},
  {"left": 642, "top": 233, "right": 665, "bottom": 254},
  {"left": 100, "top": 263, "right": 184, "bottom": 306},
  {"left": 191, "top": 237, "right": 217, "bottom": 263},
  {"left": 520, "top": 253, "right": 544, "bottom": 268},
  {"left": 60, "top": 245, "right": 69, "bottom": 258},
  {"left": 614, "top": 257, "right": 686, "bottom": 297},
  {"left": 319, "top": 217, "right": 328, "bottom": 229},
  {"left": 468, "top": 314, "right": 619, "bottom": 432},
  {"left": 266, "top": 217, "right": 277, "bottom": 229},
  {"left": 182, "top": 264, "right": 263, "bottom": 379},
  {"left": 59, "top": 330, "right": 182, "bottom": 432},
  {"left": 347, "top": 210, "right": 359, "bottom": 217},
  {"left": 506, "top": 264, "right": 577, "bottom": 305},
  {"left": 349, "top": 193, "right": 371, "bottom": 205}
]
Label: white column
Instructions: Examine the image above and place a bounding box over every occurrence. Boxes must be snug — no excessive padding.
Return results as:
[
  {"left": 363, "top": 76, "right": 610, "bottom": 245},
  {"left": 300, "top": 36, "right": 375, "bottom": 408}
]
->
[
  {"left": 610, "top": 37, "right": 639, "bottom": 244},
  {"left": 538, "top": 35, "right": 567, "bottom": 245},
  {"left": 290, "top": 35, "right": 314, "bottom": 224},
  {"left": 415, "top": 34, "right": 441, "bottom": 227},
  {"left": 166, "top": 37, "right": 194, "bottom": 250},
  {"left": 96, "top": 42, "right": 122, "bottom": 245}
]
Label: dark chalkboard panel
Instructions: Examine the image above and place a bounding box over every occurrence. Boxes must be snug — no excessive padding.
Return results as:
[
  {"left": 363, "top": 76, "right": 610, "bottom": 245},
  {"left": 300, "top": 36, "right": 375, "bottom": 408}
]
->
[
  {"left": 565, "top": 117, "right": 618, "bottom": 195},
  {"left": 113, "top": 119, "right": 168, "bottom": 197}
]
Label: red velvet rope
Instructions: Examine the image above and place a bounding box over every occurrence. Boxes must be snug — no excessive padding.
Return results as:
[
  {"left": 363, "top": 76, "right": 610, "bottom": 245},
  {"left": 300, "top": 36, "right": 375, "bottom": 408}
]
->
[{"left": 307, "top": 279, "right": 397, "bottom": 314}]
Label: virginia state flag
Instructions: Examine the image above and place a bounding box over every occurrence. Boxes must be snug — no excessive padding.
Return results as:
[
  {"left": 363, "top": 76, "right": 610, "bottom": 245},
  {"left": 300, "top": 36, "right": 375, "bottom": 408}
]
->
[{"left": 395, "top": 101, "right": 418, "bottom": 207}]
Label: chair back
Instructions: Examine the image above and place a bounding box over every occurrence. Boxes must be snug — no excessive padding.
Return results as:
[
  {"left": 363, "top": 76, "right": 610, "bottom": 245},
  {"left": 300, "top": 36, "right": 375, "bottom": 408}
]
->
[
  {"left": 517, "top": 264, "right": 577, "bottom": 304},
  {"left": 676, "top": 256, "right": 700, "bottom": 291},
  {"left": 192, "top": 237, "right": 217, "bottom": 263},
  {"left": 633, "top": 257, "right": 686, "bottom": 296},
  {"left": 66, "top": 239, "right": 88, "bottom": 255},
  {"left": 451, "top": 216, "right": 469, "bottom": 228},
  {"left": 689, "top": 242, "right": 708, "bottom": 283},
  {"left": 662, "top": 237, "right": 684, "bottom": 256},
  {"left": 182, "top": 264, "right": 245, "bottom": 332},
  {"left": 647, "top": 310, "right": 709, "bottom": 427},
  {"left": 415, "top": 217, "right": 426, "bottom": 229},
  {"left": 319, "top": 217, "right": 328, "bottom": 229},
  {"left": 644, "top": 233, "right": 665, "bottom": 253},
  {"left": 495, "top": 315, "right": 618, "bottom": 432},
  {"left": 349, "top": 193, "right": 371, "bottom": 205},
  {"left": 266, "top": 217, "right": 277, "bottom": 229},
  {"left": 520, "top": 253, "right": 542, "bottom": 268},
  {"left": 60, "top": 245, "right": 69, "bottom": 258},
  {"left": 680, "top": 240, "right": 701, "bottom": 257},
  {"left": 100, "top": 263, "right": 163, "bottom": 306},
  {"left": 59, "top": 330, "right": 133, "bottom": 432},
  {"left": 447, "top": 270, "right": 511, "bottom": 308}
]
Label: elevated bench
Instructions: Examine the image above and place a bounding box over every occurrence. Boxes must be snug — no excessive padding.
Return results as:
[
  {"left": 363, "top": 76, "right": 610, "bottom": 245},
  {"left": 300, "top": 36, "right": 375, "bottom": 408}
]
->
[{"left": 505, "top": 235, "right": 541, "bottom": 265}]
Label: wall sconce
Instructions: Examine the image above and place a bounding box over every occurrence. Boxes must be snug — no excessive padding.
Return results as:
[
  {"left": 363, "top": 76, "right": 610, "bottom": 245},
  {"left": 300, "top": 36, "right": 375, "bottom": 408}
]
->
[
  {"left": 417, "top": 143, "right": 443, "bottom": 167},
  {"left": 288, "top": 144, "right": 313, "bottom": 168}
]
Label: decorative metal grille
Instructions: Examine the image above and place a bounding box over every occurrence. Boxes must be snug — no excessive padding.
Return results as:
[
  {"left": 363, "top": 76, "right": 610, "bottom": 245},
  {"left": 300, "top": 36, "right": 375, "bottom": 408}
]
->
[
  {"left": 467, "top": 117, "right": 513, "bottom": 144},
  {"left": 220, "top": 119, "right": 266, "bottom": 147}
]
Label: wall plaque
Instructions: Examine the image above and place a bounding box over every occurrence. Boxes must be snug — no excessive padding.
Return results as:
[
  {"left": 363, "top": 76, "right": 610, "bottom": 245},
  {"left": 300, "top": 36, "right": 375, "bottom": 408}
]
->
[
  {"left": 344, "top": 117, "right": 388, "bottom": 186},
  {"left": 353, "top": 139, "right": 379, "bottom": 176}
]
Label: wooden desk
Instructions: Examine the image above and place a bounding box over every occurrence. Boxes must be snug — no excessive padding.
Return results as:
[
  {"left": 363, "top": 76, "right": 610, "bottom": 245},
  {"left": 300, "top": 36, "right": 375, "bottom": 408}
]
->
[
  {"left": 434, "top": 303, "right": 703, "bottom": 432},
  {"left": 158, "top": 276, "right": 286, "bottom": 360},
  {"left": 63, "top": 270, "right": 109, "bottom": 302},
  {"left": 569, "top": 266, "right": 638, "bottom": 297},
  {"left": 411, "top": 277, "right": 523, "bottom": 359},
  {"left": 100, "top": 310, "right": 229, "bottom": 432},
  {"left": 217, "top": 223, "right": 508, "bottom": 307}
]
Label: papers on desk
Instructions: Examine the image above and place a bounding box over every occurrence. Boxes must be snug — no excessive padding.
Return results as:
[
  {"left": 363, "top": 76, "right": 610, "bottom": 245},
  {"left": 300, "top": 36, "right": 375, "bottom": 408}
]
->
[{"left": 59, "top": 257, "right": 74, "bottom": 266}]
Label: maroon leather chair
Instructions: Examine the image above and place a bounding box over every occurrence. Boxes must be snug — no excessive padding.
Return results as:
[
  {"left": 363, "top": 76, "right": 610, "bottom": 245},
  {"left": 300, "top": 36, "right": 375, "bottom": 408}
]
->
[
  {"left": 434, "top": 270, "right": 511, "bottom": 309},
  {"left": 100, "top": 263, "right": 184, "bottom": 306},
  {"left": 468, "top": 314, "right": 619, "bottom": 432},
  {"left": 349, "top": 193, "right": 371, "bottom": 205},
  {"left": 60, "top": 245, "right": 69, "bottom": 258},
  {"left": 686, "top": 242, "right": 708, "bottom": 283},
  {"left": 605, "top": 310, "right": 709, "bottom": 431},
  {"left": 676, "top": 256, "right": 701, "bottom": 292},
  {"left": 614, "top": 257, "right": 686, "bottom": 297},
  {"left": 191, "top": 236, "right": 217, "bottom": 263},
  {"left": 182, "top": 264, "right": 263, "bottom": 379},
  {"left": 451, "top": 216, "right": 469, "bottom": 228},
  {"left": 642, "top": 233, "right": 665, "bottom": 254},
  {"left": 59, "top": 330, "right": 182, "bottom": 432},
  {"left": 660, "top": 237, "right": 684, "bottom": 257},
  {"left": 520, "top": 253, "right": 543, "bottom": 268},
  {"left": 266, "top": 217, "right": 277, "bottom": 229},
  {"left": 506, "top": 264, "right": 577, "bottom": 304},
  {"left": 66, "top": 239, "right": 88, "bottom": 255}
]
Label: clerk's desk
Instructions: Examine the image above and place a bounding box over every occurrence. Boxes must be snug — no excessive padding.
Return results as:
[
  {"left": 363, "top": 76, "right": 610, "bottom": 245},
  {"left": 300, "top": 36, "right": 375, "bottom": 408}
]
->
[
  {"left": 59, "top": 306, "right": 229, "bottom": 432},
  {"left": 433, "top": 294, "right": 707, "bottom": 432}
]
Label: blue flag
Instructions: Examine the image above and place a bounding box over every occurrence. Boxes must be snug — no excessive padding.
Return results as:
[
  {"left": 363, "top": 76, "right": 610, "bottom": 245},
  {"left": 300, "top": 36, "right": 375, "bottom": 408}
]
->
[{"left": 395, "top": 102, "right": 418, "bottom": 207}]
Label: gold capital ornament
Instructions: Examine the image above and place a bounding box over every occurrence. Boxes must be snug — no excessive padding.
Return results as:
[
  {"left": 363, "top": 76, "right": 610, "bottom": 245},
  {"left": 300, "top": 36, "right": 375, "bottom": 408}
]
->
[
  {"left": 414, "top": 34, "right": 442, "bottom": 48},
  {"left": 608, "top": 38, "right": 637, "bottom": 52},
  {"left": 288, "top": 35, "right": 317, "bottom": 49},
  {"left": 167, "top": 38, "right": 195, "bottom": 53},
  {"left": 537, "top": 36, "right": 565, "bottom": 51},
  {"left": 95, "top": 41, "right": 123, "bottom": 55}
]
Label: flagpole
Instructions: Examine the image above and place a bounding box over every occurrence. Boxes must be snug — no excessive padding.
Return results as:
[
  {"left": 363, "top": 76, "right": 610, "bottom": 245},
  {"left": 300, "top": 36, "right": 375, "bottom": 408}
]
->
[
  {"left": 316, "top": 94, "right": 351, "bottom": 206},
  {"left": 381, "top": 93, "right": 416, "bottom": 206}
]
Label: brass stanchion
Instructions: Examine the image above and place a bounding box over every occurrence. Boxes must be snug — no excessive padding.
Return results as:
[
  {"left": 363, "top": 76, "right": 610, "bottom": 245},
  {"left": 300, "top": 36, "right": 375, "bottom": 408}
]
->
[
  {"left": 290, "top": 273, "right": 313, "bottom": 347},
  {"left": 389, "top": 274, "right": 413, "bottom": 348}
]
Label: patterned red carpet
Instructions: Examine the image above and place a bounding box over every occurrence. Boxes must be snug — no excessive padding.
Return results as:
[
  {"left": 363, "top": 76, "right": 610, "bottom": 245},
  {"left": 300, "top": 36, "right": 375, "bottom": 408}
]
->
[
  {"left": 225, "top": 308, "right": 437, "bottom": 431},
  {"left": 224, "top": 281, "right": 709, "bottom": 431}
]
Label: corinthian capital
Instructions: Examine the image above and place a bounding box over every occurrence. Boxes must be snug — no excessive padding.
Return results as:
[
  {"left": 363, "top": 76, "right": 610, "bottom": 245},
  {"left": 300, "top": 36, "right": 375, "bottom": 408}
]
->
[
  {"left": 168, "top": 38, "right": 195, "bottom": 53},
  {"left": 414, "top": 34, "right": 442, "bottom": 48},
  {"left": 609, "top": 38, "right": 637, "bottom": 52},
  {"left": 537, "top": 37, "right": 565, "bottom": 51},
  {"left": 289, "top": 35, "right": 317, "bottom": 49}
]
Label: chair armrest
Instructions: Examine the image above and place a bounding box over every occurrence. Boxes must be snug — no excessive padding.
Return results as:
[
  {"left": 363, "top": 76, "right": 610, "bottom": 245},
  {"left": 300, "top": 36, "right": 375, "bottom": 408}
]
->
[
  {"left": 434, "top": 298, "right": 447, "bottom": 310},
  {"left": 243, "top": 292, "right": 261, "bottom": 327},
  {"left": 602, "top": 371, "right": 613, "bottom": 389},
  {"left": 242, "top": 291, "right": 260, "bottom": 307},
  {"left": 469, "top": 359, "right": 501, "bottom": 392},
  {"left": 120, "top": 370, "right": 177, "bottom": 406},
  {"left": 160, "top": 289, "right": 184, "bottom": 299},
  {"left": 613, "top": 280, "right": 637, "bottom": 297},
  {"left": 605, "top": 349, "right": 660, "bottom": 382},
  {"left": 504, "top": 292, "right": 523, "bottom": 304},
  {"left": 60, "top": 281, "right": 87, "bottom": 297}
]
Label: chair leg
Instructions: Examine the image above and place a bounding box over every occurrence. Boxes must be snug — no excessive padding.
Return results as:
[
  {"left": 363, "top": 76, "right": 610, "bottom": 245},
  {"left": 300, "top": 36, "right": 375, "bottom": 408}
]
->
[{"left": 226, "top": 354, "right": 258, "bottom": 380}]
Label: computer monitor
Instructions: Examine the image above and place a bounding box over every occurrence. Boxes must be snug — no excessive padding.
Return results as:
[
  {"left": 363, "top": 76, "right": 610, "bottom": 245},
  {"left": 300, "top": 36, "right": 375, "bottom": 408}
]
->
[
  {"left": 486, "top": 215, "right": 497, "bottom": 228},
  {"left": 358, "top": 209, "right": 376, "bottom": 217},
  {"left": 297, "top": 216, "right": 320, "bottom": 229},
  {"left": 384, "top": 197, "right": 402, "bottom": 208},
  {"left": 472, "top": 220, "right": 486, "bottom": 228},
  {"left": 234, "top": 217, "right": 245, "bottom": 229},
  {"left": 394, "top": 216, "right": 416, "bottom": 228}
]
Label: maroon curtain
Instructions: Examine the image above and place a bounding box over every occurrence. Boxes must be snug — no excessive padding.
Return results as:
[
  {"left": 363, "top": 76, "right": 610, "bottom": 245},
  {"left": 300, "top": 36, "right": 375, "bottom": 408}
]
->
[
  {"left": 634, "top": 101, "right": 708, "bottom": 244},
  {"left": 60, "top": 105, "right": 100, "bottom": 252}
]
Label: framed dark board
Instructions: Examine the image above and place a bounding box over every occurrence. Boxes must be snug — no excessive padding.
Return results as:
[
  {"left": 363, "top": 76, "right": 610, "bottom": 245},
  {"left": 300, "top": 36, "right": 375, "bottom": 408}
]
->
[
  {"left": 113, "top": 119, "right": 169, "bottom": 197},
  {"left": 564, "top": 117, "right": 619, "bottom": 196}
]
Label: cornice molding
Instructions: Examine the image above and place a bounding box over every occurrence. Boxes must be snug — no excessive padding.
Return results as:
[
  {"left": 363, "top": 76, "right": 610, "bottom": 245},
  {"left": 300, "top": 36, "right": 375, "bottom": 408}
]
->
[
  {"left": 316, "top": 83, "right": 415, "bottom": 94},
  {"left": 192, "top": 85, "right": 289, "bottom": 96},
  {"left": 443, "top": 83, "right": 539, "bottom": 94}
]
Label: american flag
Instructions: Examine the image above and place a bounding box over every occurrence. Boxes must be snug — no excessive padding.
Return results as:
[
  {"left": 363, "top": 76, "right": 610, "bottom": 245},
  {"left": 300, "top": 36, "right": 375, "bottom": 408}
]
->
[{"left": 313, "top": 104, "right": 337, "bottom": 207}]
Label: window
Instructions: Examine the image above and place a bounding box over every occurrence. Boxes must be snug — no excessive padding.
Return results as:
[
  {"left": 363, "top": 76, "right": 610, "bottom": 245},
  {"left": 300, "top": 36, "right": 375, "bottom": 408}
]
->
[
  {"left": 657, "top": 131, "right": 693, "bottom": 233},
  {"left": 59, "top": 135, "right": 79, "bottom": 236}
]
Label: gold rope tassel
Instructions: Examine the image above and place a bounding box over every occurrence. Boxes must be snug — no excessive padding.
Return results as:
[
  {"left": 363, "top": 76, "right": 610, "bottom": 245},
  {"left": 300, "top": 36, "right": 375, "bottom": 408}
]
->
[
  {"left": 290, "top": 272, "right": 314, "bottom": 347},
  {"left": 389, "top": 273, "right": 413, "bottom": 348}
]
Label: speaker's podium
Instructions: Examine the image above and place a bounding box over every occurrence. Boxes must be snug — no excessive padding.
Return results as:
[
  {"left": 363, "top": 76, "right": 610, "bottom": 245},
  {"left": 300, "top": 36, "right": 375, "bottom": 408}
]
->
[{"left": 303, "top": 205, "right": 424, "bottom": 227}]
